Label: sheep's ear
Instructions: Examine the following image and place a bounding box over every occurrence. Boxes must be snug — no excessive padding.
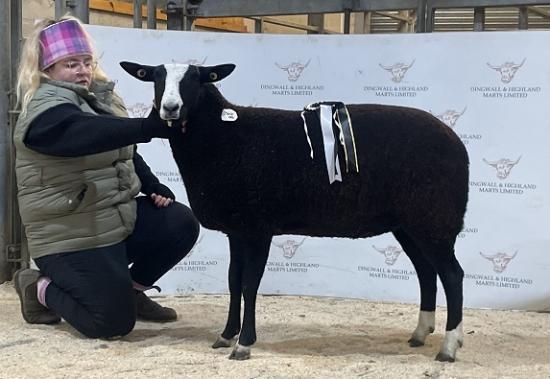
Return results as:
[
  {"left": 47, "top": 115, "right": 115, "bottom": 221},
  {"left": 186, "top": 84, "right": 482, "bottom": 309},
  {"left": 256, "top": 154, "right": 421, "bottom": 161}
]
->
[
  {"left": 198, "top": 64, "right": 235, "bottom": 83},
  {"left": 119, "top": 61, "right": 155, "bottom": 82}
]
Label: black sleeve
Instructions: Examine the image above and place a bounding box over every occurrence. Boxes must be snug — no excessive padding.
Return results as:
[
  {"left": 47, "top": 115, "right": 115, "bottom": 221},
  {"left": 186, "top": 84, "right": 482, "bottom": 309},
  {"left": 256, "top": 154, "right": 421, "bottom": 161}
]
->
[
  {"left": 133, "top": 150, "right": 176, "bottom": 200},
  {"left": 25, "top": 103, "right": 153, "bottom": 157},
  {"left": 133, "top": 150, "right": 160, "bottom": 193}
]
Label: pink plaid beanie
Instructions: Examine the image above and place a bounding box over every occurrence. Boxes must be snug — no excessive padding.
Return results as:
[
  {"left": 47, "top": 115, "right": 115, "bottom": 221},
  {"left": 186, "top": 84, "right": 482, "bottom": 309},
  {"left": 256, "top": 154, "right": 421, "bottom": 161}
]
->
[{"left": 39, "top": 19, "right": 93, "bottom": 70}]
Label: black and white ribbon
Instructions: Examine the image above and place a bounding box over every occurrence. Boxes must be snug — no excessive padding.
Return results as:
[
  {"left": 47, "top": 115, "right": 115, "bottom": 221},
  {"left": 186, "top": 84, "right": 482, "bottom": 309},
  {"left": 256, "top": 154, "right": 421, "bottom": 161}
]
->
[{"left": 301, "top": 102, "right": 359, "bottom": 184}]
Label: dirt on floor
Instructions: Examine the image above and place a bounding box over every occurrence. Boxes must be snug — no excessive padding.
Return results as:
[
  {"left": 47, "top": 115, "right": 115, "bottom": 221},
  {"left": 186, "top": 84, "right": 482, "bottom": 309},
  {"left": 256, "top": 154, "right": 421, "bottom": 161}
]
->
[{"left": 1, "top": 281, "right": 550, "bottom": 379}]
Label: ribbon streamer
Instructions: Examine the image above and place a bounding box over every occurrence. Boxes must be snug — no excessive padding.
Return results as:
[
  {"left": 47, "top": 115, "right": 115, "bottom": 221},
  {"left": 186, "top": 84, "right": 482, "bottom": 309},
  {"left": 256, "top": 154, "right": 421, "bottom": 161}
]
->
[
  {"left": 320, "top": 104, "right": 342, "bottom": 184},
  {"left": 334, "top": 103, "right": 359, "bottom": 173},
  {"left": 301, "top": 101, "right": 359, "bottom": 184}
]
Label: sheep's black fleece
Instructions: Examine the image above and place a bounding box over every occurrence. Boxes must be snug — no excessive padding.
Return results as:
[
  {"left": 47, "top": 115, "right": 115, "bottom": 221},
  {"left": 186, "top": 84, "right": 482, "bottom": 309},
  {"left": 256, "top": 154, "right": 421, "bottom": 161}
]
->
[{"left": 169, "top": 84, "right": 469, "bottom": 240}]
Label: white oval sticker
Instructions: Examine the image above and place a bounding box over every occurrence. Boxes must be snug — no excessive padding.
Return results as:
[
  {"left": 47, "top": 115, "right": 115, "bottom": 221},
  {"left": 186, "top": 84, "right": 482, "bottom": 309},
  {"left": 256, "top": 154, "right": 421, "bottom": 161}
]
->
[{"left": 221, "top": 108, "right": 238, "bottom": 122}]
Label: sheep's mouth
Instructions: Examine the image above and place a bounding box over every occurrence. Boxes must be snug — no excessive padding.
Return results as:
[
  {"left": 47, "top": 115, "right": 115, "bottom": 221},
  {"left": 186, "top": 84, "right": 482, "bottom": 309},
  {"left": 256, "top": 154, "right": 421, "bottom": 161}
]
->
[
  {"left": 162, "top": 107, "right": 188, "bottom": 132},
  {"left": 165, "top": 118, "right": 188, "bottom": 133}
]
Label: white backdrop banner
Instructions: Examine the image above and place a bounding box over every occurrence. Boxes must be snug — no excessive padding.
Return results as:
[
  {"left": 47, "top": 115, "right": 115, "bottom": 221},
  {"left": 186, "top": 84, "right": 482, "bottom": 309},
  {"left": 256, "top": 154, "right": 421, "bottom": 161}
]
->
[{"left": 87, "top": 25, "right": 550, "bottom": 311}]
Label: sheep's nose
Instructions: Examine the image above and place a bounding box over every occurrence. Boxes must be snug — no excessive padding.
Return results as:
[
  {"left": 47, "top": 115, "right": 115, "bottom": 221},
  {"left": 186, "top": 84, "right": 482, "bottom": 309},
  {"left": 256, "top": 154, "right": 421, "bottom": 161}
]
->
[{"left": 162, "top": 102, "right": 179, "bottom": 113}]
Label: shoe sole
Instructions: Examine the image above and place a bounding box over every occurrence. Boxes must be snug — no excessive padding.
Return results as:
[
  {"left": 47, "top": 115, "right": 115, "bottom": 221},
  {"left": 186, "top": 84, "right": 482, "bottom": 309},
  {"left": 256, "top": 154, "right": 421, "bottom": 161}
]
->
[
  {"left": 14, "top": 268, "right": 60, "bottom": 325},
  {"left": 14, "top": 268, "right": 40, "bottom": 324}
]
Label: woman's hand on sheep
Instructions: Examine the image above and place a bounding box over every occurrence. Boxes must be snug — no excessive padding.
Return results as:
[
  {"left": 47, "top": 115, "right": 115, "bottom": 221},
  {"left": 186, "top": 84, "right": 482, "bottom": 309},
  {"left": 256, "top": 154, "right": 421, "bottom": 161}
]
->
[
  {"left": 150, "top": 193, "right": 173, "bottom": 208},
  {"left": 141, "top": 107, "right": 182, "bottom": 139},
  {"left": 143, "top": 182, "right": 175, "bottom": 208}
]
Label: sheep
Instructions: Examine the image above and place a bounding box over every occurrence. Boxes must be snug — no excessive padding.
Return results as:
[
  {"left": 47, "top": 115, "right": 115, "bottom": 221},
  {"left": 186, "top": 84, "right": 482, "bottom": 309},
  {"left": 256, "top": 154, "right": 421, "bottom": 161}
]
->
[{"left": 120, "top": 61, "right": 469, "bottom": 362}]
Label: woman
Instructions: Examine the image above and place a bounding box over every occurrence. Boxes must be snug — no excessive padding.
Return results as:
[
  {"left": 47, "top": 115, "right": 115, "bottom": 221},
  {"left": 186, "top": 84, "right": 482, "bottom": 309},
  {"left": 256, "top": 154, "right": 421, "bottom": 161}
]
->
[{"left": 13, "top": 16, "right": 200, "bottom": 338}]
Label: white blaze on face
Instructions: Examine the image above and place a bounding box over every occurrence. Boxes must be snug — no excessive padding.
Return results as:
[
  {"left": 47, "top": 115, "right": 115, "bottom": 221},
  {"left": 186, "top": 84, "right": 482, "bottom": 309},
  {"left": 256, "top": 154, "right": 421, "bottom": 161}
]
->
[{"left": 160, "top": 64, "right": 189, "bottom": 120}]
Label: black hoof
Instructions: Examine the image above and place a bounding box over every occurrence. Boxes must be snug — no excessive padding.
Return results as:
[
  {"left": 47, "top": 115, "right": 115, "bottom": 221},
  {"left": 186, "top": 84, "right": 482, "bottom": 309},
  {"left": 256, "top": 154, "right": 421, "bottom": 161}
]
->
[
  {"left": 212, "top": 336, "right": 232, "bottom": 349},
  {"left": 408, "top": 338, "right": 425, "bottom": 347},
  {"left": 229, "top": 349, "right": 251, "bottom": 360},
  {"left": 435, "top": 352, "right": 455, "bottom": 362}
]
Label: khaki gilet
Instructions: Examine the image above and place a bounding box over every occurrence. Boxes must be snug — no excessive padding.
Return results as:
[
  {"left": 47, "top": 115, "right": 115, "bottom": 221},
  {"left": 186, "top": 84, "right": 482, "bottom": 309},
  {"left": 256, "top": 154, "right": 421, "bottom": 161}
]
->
[{"left": 14, "top": 79, "right": 141, "bottom": 259}]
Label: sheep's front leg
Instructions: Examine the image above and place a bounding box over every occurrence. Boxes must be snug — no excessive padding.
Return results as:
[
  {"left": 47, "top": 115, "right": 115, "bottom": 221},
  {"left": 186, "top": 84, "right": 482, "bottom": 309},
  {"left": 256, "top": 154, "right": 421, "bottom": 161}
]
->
[
  {"left": 223, "top": 233, "right": 271, "bottom": 360},
  {"left": 212, "top": 237, "right": 244, "bottom": 349}
]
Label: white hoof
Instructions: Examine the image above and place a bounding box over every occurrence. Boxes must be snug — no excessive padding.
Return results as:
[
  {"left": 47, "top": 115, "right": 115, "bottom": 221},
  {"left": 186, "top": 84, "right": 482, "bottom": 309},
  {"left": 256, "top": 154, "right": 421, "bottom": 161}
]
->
[
  {"left": 229, "top": 342, "right": 251, "bottom": 360},
  {"left": 409, "top": 310, "right": 435, "bottom": 346},
  {"left": 436, "top": 322, "right": 463, "bottom": 362}
]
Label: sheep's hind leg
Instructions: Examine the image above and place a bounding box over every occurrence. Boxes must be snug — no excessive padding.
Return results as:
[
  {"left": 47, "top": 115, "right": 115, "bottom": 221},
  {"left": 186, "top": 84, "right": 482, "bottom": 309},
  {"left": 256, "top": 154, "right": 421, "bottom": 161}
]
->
[
  {"left": 226, "top": 233, "right": 271, "bottom": 360},
  {"left": 417, "top": 236, "right": 464, "bottom": 362},
  {"left": 393, "top": 229, "right": 436, "bottom": 347},
  {"left": 212, "top": 235, "right": 245, "bottom": 349}
]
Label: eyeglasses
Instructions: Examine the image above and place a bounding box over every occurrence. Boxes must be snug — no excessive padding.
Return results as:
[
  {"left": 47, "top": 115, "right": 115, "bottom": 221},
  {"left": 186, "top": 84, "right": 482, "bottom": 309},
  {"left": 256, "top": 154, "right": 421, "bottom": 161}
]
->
[{"left": 61, "top": 59, "right": 98, "bottom": 72}]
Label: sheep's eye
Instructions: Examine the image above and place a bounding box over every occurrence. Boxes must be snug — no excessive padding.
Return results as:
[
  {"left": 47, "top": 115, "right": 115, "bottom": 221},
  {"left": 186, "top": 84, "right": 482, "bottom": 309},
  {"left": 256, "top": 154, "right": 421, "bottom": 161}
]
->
[{"left": 137, "top": 69, "right": 147, "bottom": 78}]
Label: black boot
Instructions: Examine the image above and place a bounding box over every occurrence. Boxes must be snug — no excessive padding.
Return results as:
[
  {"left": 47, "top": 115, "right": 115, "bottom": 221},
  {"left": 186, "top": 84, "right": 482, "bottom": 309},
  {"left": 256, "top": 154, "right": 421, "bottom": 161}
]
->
[
  {"left": 135, "top": 291, "right": 177, "bottom": 322},
  {"left": 13, "top": 268, "right": 61, "bottom": 325}
]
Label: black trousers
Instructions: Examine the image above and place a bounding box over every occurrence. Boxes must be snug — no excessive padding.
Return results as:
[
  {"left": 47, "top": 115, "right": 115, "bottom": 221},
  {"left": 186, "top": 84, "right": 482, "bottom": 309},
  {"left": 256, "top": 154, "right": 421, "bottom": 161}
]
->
[{"left": 35, "top": 196, "right": 200, "bottom": 338}]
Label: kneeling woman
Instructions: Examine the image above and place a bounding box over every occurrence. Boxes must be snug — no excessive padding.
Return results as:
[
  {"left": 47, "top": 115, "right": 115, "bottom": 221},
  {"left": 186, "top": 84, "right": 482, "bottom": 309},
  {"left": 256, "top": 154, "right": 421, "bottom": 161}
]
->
[{"left": 13, "top": 16, "right": 199, "bottom": 338}]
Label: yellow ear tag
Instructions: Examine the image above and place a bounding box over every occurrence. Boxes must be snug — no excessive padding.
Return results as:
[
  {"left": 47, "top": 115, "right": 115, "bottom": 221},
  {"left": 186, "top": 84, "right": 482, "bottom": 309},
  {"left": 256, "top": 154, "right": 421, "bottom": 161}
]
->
[
  {"left": 209, "top": 72, "right": 218, "bottom": 81},
  {"left": 137, "top": 69, "right": 147, "bottom": 78}
]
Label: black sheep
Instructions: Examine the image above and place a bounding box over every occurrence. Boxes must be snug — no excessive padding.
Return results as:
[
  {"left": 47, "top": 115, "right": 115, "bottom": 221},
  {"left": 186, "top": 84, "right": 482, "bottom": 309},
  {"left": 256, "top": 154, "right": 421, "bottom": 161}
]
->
[{"left": 121, "top": 61, "right": 469, "bottom": 362}]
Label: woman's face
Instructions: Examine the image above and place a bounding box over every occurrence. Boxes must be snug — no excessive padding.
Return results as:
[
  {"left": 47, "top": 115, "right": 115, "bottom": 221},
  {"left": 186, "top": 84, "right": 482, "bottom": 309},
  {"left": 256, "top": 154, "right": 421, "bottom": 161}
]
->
[{"left": 45, "top": 54, "right": 95, "bottom": 88}]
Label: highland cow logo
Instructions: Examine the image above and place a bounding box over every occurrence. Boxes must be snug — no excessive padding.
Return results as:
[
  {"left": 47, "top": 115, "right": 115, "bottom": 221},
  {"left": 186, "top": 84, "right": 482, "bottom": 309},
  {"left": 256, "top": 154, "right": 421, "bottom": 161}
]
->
[
  {"left": 480, "top": 251, "right": 517, "bottom": 273},
  {"left": 275, "top": 59, "right": 310, "bottom": 82},
  {"left": 433, "top": 107, "right": 467, "bottom": 129},
  {"left": 486, "top": 58, "right": 526, "bottom": 84},
  {"left": 373, "top": 245, "right": 403, "bottom": 266},
  {"left": 271, "top": 237, "right": 306, "bottom": 259},
  {"left": 172, "top": 57, "right": 208, "bottom": 66},
  {"left": 483, "top": 156, "right": 521, "bottom": 180},
  {"left": 127, "top": 102, "right": 151, "bottom": 118},
  {"left": 379, "top": 60, "right": 415, "bottom": 83}
]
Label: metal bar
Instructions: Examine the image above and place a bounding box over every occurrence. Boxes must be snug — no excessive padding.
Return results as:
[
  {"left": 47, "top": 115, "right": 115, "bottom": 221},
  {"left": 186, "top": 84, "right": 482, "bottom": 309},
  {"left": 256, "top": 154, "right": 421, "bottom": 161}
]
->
[
  {"left": 183, "top": 0, "right": 195, "bottom": 30},
  {"left": 307, "top": 14, "right": 324, "bottom": 34},
  {"left": 374, "top": 10, "right": 412, "bottom": 22},
  {"left": 0, "top": 0, "right": 13, "bottom": 282},
  {"left": 10, "top": 0, "right": 23, "bottom": 269},
  {"left": 426, "top": 3, "right": 436, "bottom": 31},
  {"left": 56, "top": 0, "right": 90, "bottom": 22},
  {"left": 416, "top": 0, "right": 427, "bottom": 32},
  {"left": 473, "top": 7, "right": 486, "bottom": 30},
  {"left": 343, "top": 9, "right": 351, "bottom": 33},
  {"left": 0, "top": 0, "right": 10, "bottom": 282},
  {"left": 400, "top": 10, "right": 411, "bottom": 31},
  {"left": 167, "top": 0, "right": 184, "bottom": 30},
  {"left": 427, "top": 0, "right": 550, "bottom": 8},
  {"left": 133, "top": 0, "right": 143, "bottom": 28},
  {"left": 518, "top": 6, "right": 529, "bottom": 29},
  {"left": 528, "top": 5, "right": 550, "bottom": 19},
  {"left": 147, "top": 0, "right": 157, "bottom": 29},
  {"left": 55, "top": 0, "right": 66, "bottom": 19},
  {"left": 249, "top": 16, "right": 339, "bottom": 34},
  {"left": 183, "top": 18, "right": 194, "bottom": 31},
  {"left": 254, "top": 18, "right": 264, "bottom": 33},
  {"left": 181, "top": 0, "right": 420, "bottom": 18},
  {"left": 72, "top": 0, "right": 90, "bottom": 23}
]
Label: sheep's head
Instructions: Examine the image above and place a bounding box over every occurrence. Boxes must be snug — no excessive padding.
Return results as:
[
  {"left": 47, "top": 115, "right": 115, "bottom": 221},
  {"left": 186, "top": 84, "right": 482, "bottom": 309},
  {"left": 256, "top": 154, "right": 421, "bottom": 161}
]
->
[{"left": 120, "top": 61, "right": 235, "bottom": 126}]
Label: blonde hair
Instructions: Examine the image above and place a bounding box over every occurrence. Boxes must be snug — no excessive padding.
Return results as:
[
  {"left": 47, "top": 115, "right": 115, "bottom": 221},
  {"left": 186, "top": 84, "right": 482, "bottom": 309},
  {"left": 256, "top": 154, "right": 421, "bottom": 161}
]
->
[{"left": 16, "top": 15, "right": 110, "bottom": 117}]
